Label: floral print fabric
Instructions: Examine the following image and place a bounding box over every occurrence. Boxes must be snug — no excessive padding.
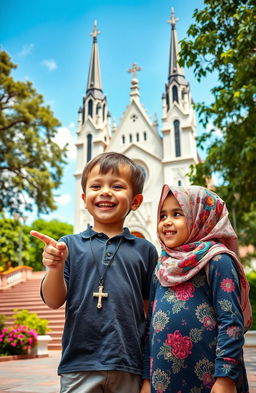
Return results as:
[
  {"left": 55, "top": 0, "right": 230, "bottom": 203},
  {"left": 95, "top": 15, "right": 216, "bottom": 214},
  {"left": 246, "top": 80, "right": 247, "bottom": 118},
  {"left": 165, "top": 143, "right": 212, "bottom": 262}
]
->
[
  {"left": 143, "top": 254, "right": 249, "bottom": 393},
  {"left": 156, "top": 185, "right": 252, "bottom": 331}
]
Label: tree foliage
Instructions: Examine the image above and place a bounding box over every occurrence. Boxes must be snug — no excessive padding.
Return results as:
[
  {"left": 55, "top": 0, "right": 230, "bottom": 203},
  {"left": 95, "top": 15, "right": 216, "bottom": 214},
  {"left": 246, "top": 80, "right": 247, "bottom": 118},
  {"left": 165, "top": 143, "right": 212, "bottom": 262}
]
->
[
  {"left": 179, "top": 0, "right": 256, "bottom": 245},
  {"left": 0, "top": 216, "right": 73, "bottom": 271},
  {"left": 28, "top": 218, "right": 73, "bottom": 271},
  {"left": 0, "top": 213, "right": 30, "bottom": 270},
  {"left": 0, "top": 50, "right": 67, "bottom": 215}
]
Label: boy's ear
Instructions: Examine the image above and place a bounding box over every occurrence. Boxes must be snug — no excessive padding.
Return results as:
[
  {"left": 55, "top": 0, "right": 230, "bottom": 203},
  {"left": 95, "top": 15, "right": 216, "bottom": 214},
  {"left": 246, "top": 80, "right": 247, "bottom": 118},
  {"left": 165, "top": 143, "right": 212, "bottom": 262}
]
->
[
  {"left": 81, "top": 193, "right": 86, "bottom": 208},
  {"left": 131, "top": 194, "right": 143, "bottom": 211}
]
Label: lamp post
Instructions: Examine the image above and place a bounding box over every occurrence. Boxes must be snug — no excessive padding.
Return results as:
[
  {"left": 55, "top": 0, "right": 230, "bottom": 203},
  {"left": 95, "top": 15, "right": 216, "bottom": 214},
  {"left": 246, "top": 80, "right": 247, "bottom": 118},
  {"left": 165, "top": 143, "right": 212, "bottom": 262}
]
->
[{"left": 13, "top": 214, "right": 28, "bottom": 266}]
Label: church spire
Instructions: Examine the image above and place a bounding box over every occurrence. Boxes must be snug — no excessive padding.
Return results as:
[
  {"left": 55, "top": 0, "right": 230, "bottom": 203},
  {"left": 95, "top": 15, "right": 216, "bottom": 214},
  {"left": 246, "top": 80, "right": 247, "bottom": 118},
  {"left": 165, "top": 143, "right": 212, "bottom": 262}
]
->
[
  {"left": 128, "top": 63, "right": 141, "bottom": 102},
  {"left": 167, "top": 8, "right": 185, "bottom": 85},
  {"left": 86, "top": 21, "right": 103, "bottom": 98}
]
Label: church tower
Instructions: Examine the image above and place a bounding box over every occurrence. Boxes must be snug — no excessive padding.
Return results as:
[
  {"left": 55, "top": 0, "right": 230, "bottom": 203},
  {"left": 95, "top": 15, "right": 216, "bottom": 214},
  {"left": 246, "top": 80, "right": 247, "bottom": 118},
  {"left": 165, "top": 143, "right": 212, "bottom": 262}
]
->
[
  {"left": 74, "top": 21, "right": 110, "bottom": 233},
  {"left": 74, "top": 10, "right": 198, "bottom": 247},
  {"left": 161, "top": 9, "right": 198, "bottom": 186},
  {"left": 109, "top": 64, "right": 163, "bottom": 244}
]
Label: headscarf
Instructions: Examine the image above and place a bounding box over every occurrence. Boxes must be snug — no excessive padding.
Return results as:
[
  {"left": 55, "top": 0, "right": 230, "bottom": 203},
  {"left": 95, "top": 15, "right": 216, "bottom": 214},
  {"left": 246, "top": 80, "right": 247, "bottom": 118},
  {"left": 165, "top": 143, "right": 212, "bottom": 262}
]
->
[{"left": 156, "top": 184, "right": 252, "bottom": 331}]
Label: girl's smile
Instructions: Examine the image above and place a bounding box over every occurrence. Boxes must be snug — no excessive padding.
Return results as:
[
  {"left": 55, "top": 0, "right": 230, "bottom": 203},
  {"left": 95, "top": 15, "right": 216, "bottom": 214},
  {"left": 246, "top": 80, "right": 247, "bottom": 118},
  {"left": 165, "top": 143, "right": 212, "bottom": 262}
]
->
[{"left": 158, "top": 194, "right": 189, "bottom": 249}]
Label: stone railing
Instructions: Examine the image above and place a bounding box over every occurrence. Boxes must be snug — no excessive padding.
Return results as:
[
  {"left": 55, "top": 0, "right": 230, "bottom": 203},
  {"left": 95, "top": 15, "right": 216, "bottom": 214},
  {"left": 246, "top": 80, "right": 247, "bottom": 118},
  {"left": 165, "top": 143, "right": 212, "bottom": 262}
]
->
[
  {"left": 245, "top": 330, "right": 256, "bottom": 347},
  {"left": 0, "top": 266, "right": 33, "bottom": 290}
]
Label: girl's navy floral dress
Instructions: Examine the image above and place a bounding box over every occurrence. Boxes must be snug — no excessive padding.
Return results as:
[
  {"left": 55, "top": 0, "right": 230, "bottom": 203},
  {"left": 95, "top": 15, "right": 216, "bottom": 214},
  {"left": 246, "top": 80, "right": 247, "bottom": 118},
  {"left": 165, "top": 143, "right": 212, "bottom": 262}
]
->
[{"left": 143, "top": 254, "right": 249, "bottom": 393}]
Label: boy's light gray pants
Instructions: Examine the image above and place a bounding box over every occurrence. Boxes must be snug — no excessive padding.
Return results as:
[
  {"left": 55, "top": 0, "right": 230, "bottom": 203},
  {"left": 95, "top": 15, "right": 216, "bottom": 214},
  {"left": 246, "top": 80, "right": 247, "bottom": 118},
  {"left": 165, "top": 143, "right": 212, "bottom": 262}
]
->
[{"left": 60, "top": 370, "right": 141, "bottom": 393}]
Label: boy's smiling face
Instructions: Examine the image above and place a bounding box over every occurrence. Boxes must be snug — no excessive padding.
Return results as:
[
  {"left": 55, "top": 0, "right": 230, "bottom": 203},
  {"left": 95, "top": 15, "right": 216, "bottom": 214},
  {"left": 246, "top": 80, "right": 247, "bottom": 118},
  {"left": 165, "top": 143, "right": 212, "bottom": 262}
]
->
[{"left": 82, "top": 164, "right": 142, "bottom": 236}]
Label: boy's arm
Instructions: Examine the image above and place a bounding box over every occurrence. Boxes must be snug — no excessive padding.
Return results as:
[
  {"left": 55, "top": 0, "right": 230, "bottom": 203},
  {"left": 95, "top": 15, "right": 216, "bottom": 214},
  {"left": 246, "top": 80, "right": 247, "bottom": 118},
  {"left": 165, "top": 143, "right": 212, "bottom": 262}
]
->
[
  {"left": 140, "top": 378, "right": 150, "bottom": 393},
  {"left": 41, "top": 268, "right": 67, "bottom": 309},
  {"left": 30, "top": 231, "right": 68, "bottom": 309}
]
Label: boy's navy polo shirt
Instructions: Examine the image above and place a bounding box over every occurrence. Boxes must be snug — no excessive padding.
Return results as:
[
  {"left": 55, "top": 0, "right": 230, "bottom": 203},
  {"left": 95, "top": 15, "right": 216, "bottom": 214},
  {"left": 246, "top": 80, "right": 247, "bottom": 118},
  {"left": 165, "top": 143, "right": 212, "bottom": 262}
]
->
[{"left": 55, "top": 226, "right": 158, "bottom": 376}]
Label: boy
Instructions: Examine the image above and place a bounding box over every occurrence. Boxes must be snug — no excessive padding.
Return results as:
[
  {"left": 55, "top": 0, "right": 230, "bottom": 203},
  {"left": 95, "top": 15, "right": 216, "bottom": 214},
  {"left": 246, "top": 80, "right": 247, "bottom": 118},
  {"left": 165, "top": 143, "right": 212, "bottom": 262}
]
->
[{"left": 31, "top": 152, "right": 158, "bottom": 393}]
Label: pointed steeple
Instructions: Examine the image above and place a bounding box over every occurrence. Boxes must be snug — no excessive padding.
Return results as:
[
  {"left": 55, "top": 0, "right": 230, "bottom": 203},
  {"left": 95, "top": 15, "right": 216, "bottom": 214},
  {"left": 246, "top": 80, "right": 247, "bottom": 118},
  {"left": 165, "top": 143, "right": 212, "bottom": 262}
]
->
[
  {"left": 167, "top": 8, "right": 185, "bottom": 85},
  {"left": 86, "top": 21, "right": 103, "bottom": 99}
]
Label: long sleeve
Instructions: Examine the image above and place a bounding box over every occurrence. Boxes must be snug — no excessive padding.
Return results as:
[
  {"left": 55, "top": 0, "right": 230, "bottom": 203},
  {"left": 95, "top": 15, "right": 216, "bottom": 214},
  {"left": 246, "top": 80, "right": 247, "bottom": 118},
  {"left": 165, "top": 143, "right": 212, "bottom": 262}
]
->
[{"left": 208, "top": 253, "right": 245, "bottom": 381}]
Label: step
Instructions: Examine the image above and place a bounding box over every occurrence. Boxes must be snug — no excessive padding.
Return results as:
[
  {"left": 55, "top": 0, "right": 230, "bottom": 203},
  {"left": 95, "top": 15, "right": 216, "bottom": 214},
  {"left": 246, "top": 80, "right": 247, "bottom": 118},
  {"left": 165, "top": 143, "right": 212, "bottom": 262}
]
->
[{"left": 0, "top": 272, "right": 66, "bottom": 350}]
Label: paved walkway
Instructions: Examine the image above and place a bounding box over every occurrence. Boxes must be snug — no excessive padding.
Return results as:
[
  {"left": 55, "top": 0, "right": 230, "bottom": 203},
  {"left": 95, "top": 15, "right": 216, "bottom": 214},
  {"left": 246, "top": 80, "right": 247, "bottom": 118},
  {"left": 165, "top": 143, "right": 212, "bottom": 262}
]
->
[{"left": 0, "top": 348, "right": 255, "bottom": 393}]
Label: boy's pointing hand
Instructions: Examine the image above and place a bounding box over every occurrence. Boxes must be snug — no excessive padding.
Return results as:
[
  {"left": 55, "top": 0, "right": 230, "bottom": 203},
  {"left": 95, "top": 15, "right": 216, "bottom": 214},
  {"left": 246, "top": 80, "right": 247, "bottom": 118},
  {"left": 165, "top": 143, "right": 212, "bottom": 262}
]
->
[{"left": 30, "top": 231, "right": 68, "bottom": 271}]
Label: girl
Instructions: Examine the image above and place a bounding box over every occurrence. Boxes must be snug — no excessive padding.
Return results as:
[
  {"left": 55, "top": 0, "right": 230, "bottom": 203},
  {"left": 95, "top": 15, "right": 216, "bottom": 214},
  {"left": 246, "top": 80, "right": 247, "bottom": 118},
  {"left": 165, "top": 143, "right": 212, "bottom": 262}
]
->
[{"left": 142, "top": 185, "right": 252, "bottom": 393}]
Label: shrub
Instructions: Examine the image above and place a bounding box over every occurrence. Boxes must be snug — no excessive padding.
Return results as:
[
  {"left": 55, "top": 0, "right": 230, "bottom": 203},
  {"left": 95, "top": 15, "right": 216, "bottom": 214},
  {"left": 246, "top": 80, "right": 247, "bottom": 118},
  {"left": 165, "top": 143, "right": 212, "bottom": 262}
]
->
[
  {"left": 0, "top": 314, "right": 7, "bottom": 331},
  {"left": 12, "top": 309, "right": 50, "bottom": 335},
  {"left": 0, "top": 325, "right": 37, "bottom": 356}
]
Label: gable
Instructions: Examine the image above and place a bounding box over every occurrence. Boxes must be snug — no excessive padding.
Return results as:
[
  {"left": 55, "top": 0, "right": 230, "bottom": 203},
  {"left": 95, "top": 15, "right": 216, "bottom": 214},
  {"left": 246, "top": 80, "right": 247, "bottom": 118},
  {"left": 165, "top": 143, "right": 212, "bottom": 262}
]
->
[{"left": 109, "top": 100, "right": 162, "bottom": 157}]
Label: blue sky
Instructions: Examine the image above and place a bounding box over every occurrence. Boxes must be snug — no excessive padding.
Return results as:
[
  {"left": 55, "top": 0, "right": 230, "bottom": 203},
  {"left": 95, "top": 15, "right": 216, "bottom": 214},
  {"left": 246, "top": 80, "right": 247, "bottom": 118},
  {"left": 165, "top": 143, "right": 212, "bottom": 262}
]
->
[{"left": 1, "top": 0, "right": 215, "bottom": 227}]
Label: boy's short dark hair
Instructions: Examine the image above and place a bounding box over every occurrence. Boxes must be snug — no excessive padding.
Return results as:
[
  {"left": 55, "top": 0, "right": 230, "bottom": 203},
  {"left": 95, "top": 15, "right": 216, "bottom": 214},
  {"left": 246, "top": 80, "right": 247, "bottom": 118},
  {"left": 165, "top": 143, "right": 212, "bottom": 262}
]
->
[{"left": 81, "top": 152, "right": 145, "bottom": 196}]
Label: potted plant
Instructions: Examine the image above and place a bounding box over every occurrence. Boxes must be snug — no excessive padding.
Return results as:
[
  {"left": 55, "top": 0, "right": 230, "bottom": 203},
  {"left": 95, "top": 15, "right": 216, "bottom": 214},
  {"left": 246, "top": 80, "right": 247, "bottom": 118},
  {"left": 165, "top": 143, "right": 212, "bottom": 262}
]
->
[{"left": 12, "top": 309, "right": 52, "bottom": 356}]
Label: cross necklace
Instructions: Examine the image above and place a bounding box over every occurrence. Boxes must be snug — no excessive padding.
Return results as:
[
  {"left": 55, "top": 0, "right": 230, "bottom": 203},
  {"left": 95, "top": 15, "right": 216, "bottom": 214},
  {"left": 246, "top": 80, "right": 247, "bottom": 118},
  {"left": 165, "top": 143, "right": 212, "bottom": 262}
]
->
[{"left": 90, "top": 236, "right": 123, "bottom": 310}]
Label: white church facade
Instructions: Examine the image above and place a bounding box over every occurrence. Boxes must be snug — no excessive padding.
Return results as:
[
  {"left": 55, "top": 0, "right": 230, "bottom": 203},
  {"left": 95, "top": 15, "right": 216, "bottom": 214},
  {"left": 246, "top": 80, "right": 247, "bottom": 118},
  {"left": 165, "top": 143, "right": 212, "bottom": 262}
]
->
[{"left": 74, "top": 9, "right": 198, "bottom": 248}]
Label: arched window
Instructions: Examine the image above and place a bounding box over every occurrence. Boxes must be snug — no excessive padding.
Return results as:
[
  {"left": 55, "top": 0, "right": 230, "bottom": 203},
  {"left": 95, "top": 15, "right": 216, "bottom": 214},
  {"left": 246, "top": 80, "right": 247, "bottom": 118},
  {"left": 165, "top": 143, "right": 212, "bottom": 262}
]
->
[
  {"left": 122, "top": 135, "right": 125, "bottom": 144},
  {"left": 82, "top": 98, "right": 85, "bottom": 123},
  {"left": 102, "top": 104, "right": 105, "bottom": 121},
  {"left": 88, "top": 99, "right": 93, "bottom": 117},
  {"left": 136, "top": 133, "right": 139, "bottom": 142},
  {"left": 178, "top": 180, "right": 182, "bottom": 186},
  {"left": 174, "top": 120, "right": 181, "bottom": 157},
  {"left": 87, "top": 134, "right": 92, "bottom": 162},
  {"left": 172, "top": 85, "right": 178, "bottom": 103},
  {"left": 96, "top": 103, "right": 101, "bottom": 115},
  {"left": 166, "top": 92, "right": 170, "bottom": 111},
  {"left": 143, "top": 132, "right": 147, "bottom": 141},
  {"left": 129, "top": 134, "right": 133, "bottom": 143}
]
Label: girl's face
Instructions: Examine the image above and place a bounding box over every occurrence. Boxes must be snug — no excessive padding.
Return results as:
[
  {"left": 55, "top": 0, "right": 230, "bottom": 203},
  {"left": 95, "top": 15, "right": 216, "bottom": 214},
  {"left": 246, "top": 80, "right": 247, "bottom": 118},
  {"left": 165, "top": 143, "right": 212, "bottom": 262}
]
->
[{"left": 158, "top": 194, "right": 189, "bottom": 248}]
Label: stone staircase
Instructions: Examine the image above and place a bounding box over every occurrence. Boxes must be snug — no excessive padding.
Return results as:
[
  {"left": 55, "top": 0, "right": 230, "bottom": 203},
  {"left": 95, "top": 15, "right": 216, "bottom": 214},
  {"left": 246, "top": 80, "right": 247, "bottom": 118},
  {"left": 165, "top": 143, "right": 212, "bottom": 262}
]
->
[{"left": 0, "top": 271, "right": 65, "bottom": 350}]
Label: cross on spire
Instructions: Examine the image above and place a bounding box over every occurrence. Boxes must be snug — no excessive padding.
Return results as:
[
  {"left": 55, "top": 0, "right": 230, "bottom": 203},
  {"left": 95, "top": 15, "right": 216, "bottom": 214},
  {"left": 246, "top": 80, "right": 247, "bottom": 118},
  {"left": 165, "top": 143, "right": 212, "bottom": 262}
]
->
[
  {"left": 90, "top": 20, "right": 101, "bottom": 41},
  {"left": 128, "top": 63, "right": 142, "bottom": 79},
  {"left": 167, "top": 8, "right": 179, "bottom": 30}
]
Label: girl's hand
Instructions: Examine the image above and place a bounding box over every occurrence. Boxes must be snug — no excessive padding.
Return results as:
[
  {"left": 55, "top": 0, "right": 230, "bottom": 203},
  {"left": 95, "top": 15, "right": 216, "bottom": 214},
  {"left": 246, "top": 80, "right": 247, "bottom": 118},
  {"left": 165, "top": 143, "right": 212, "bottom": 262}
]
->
[
  {"left": 210, "top": 377, "right": 237, "bottom": 393},
  {"left": 140, "top": 379, "right": 150, "bottom": 393},
  {"left": 30, "top": 230, "right": 68, "bottom": 272}
]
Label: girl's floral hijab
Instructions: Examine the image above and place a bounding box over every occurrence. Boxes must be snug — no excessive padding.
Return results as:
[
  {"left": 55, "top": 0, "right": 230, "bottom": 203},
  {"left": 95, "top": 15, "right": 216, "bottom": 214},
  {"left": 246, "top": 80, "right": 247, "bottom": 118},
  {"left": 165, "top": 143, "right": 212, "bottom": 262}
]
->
[{"left": 156, "top": 184, "right": 252, "bottom": 330}]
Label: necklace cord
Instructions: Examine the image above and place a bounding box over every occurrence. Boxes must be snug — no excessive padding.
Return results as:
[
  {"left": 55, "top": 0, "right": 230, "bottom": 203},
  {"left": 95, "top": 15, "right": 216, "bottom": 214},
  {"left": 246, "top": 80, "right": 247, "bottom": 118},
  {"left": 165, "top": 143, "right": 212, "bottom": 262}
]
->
[{"left": 89, "top": 235, "right": 123, "bottom": 283}]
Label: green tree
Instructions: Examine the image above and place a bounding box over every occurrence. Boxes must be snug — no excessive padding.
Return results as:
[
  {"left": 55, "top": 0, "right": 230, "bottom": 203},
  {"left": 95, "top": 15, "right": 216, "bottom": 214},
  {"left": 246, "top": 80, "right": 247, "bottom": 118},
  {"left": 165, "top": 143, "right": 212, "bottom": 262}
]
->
[
  {"left": 27, "top": 218, "right": 73, "bottom": 271},
  {"left": 0, "top": 50, "right": 67, "bottom": 215},
  {"left": 179, "top": 0, "right": 256, "bottom": 245},
  {"left": 0, "top": 213, "right": 30, "bottom": 270}
]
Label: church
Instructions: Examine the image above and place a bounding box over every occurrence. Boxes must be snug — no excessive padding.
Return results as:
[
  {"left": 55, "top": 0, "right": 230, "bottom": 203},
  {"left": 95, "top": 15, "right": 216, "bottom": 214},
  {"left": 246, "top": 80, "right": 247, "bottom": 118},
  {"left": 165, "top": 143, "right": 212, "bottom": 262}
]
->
[{"left": 74, "top": 8, "right": 198, "bottom": 248}]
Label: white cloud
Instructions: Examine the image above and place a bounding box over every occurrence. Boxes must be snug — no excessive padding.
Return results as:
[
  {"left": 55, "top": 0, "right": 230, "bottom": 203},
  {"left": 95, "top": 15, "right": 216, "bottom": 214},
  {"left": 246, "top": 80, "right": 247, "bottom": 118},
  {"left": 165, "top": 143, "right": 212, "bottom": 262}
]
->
[
  {"left": 41, "top": 59, "right": 58, "bottom": 71},
  {"left": 18, "top": 43, "right": 34, "bottom": 57},
  {"left": 54, "top": 193, "right": 71, "bottom": 206},
  {"left": 54, "top": 126, "right": 76, "bottom": 160}
]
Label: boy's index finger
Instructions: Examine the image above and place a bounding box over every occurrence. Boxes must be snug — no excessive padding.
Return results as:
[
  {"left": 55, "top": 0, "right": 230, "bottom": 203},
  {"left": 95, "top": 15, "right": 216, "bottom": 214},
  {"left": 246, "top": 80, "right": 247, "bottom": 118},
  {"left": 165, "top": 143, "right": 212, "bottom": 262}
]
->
[{"left": 30, "top": 230, "right": 57, "bottom": 247}]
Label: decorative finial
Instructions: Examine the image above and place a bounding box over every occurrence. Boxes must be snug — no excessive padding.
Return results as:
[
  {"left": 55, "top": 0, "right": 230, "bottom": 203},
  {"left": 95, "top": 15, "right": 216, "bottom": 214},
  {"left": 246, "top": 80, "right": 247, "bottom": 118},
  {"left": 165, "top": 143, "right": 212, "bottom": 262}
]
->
[
  {"left": 128, "top": 63, "right": 142, "bottom": 79},
  {"left": 167, "top": 8, "right": 179, "bottom": 30},
  {"left": 90, "top": 20, "right": 101, "bottom": 41}
]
